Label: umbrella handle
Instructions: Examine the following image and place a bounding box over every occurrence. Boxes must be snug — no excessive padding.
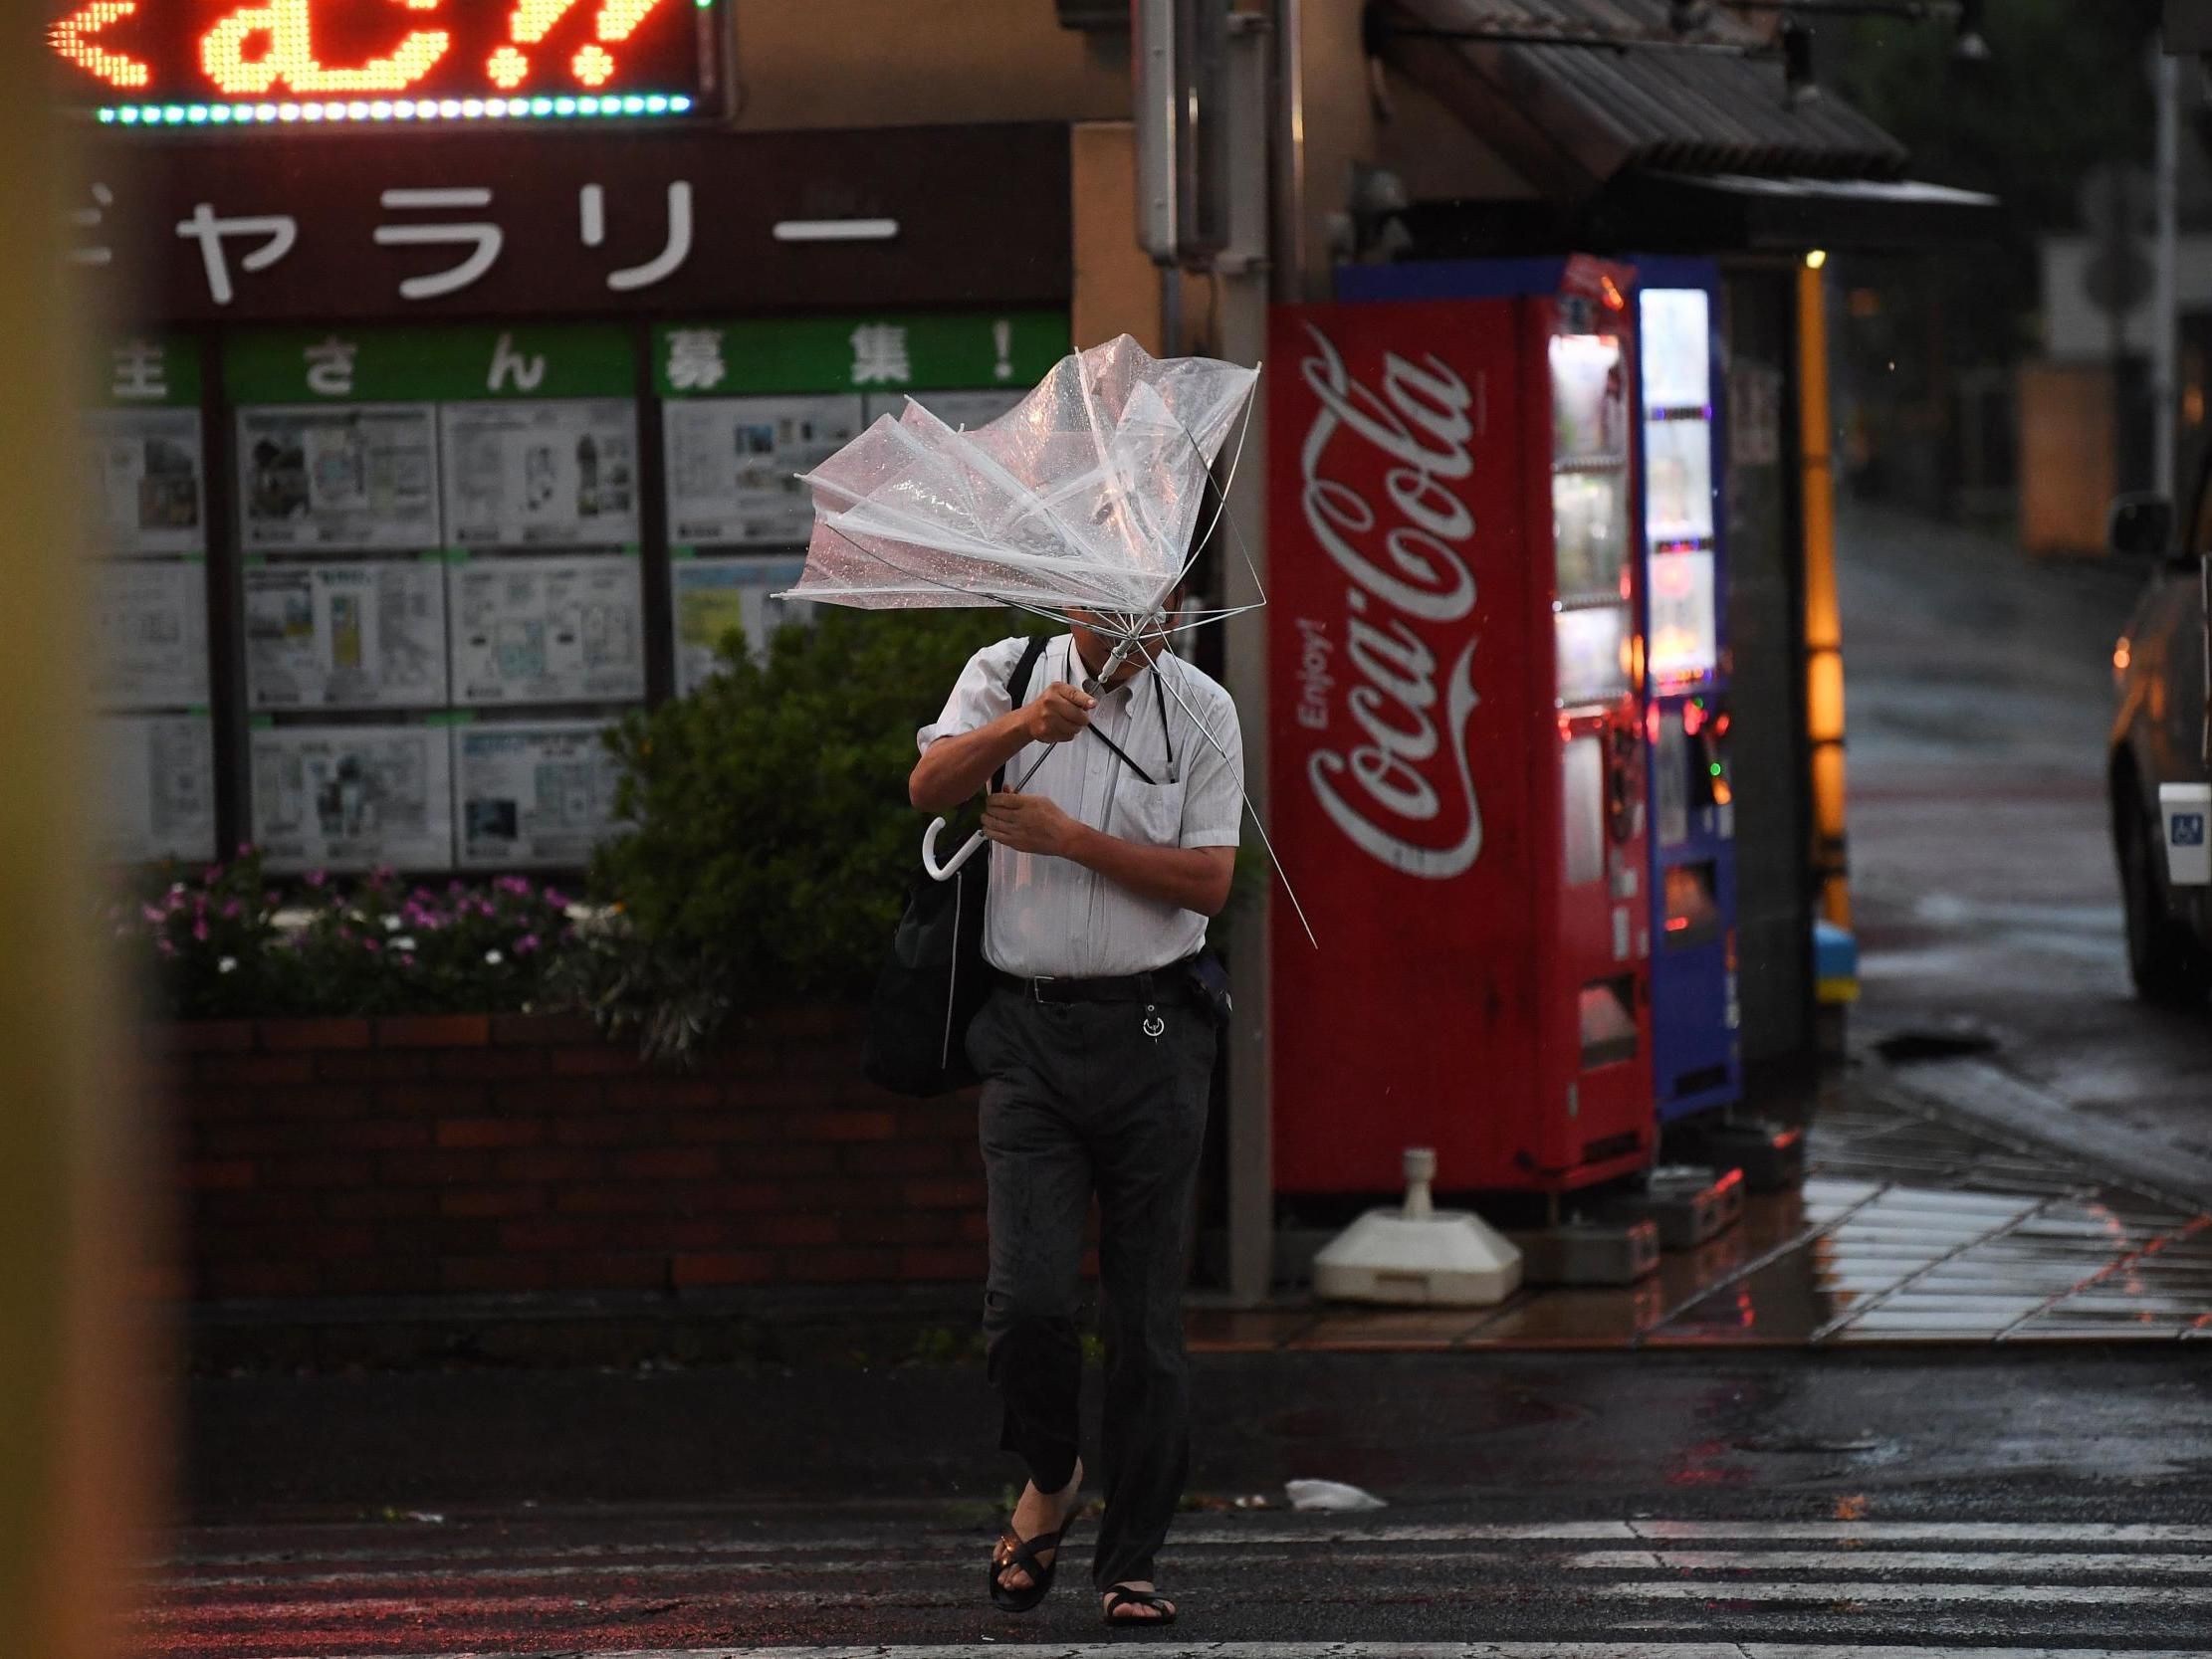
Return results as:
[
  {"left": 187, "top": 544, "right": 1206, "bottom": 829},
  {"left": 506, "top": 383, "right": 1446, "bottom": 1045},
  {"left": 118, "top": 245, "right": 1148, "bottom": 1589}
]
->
[{"left": 922, "top": 817, "right": 987, "bottom": 882}]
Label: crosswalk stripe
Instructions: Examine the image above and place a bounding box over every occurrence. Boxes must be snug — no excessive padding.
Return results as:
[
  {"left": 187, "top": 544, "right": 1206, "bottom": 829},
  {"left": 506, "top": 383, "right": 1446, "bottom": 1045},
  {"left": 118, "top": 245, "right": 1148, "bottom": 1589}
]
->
[
  {"left": 1559, "top": 1550, "right": 2212, "bottom": 1576},
  {"left": 1612, "top": 1580, "right": 2212, "bottom": 1606}
]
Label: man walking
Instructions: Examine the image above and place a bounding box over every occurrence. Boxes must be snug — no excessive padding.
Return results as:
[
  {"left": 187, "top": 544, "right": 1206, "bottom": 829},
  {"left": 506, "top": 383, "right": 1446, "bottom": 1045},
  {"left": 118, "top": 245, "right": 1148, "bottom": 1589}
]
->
[{"left": 908, "top": 606, "right": 1242, "bottom": 1626}]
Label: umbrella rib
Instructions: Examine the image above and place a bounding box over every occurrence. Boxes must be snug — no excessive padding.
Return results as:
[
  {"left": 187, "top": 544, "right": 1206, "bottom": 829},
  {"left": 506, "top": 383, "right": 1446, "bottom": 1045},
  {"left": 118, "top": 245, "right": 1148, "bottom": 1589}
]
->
[
  {"left": 1171, "top": 369, "right": 1261, "bottom": 597},
  {"left": 1148, "top": 650, "right": 1319, "bottom": 949},
  {"left": 789, "top": 519, "right": 1096, "bottom": 636}
]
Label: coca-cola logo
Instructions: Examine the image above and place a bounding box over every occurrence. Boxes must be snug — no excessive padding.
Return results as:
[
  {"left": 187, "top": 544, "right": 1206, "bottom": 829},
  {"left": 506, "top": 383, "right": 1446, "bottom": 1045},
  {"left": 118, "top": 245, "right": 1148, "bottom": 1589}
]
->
[{"left": 1295, "top": 321, "right": 1483, "bottom": 880}]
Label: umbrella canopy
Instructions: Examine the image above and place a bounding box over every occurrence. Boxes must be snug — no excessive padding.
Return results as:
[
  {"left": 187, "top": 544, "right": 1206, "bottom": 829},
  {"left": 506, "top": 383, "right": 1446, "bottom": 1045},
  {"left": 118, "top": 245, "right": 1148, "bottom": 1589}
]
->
[{"left": 782, "top": 335, "right": 1257, "bottom": 623}]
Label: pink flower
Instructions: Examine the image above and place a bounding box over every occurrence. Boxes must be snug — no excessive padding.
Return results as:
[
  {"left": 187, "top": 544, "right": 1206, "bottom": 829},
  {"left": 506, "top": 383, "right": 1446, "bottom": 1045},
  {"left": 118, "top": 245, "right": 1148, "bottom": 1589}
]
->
[
  {"left": 362, "top": 938, "right": 380, "bottom": 952},
  {"left": 543, "top": 889, "right": 568, "bottom": 910},
  {"left": 222, "top": 899, "right": 243, "bottom": 919},
  {"left": 305, "top": 870, "right": 327, "bottom": 889},
  {"left": 203, "top": 865, "right": 223, "bottom": 885},
  {"left": 155, "top": 937, "right": 175, "bottom": 958},
  {"left": 140, "top": 903, "right": 164, "bottom": 925},
  {"left": 192, "top": 918, "right": 209, "bottom": 941},
  {"left": 514, "top": 933, "right": 541, "bottom": 955}
]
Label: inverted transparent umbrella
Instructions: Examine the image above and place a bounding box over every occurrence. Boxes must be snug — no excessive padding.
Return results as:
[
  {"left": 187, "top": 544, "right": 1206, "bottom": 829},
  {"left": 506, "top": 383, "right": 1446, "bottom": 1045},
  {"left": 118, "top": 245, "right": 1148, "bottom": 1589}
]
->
[{"left": 778, "top": 334, "right": 1309, "bottom": 939}]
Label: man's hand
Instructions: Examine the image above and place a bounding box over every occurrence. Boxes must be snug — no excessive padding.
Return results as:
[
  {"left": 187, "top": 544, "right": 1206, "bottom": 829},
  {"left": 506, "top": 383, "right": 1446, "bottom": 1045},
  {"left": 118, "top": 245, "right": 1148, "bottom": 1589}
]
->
[
  {"left": 982, "top": 791, "right": 1088, "bottom": 859},
  {"left": 1025, "top": 683, "right": 1096, "bottom": 744}
]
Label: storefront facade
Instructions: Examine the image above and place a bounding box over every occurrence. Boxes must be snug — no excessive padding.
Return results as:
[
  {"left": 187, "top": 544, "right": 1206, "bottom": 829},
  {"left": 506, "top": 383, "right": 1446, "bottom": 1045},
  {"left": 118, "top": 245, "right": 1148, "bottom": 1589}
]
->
[{"left": 79, "top": 114, "right": 1080, "bottom": 872}]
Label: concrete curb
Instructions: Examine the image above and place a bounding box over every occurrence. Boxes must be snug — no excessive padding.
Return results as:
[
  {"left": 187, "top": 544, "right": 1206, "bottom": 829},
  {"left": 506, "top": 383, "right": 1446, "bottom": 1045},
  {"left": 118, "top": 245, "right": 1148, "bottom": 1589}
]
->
[{"left": 1870, "top": 1053, "right": 2212, "bottom": 1217}]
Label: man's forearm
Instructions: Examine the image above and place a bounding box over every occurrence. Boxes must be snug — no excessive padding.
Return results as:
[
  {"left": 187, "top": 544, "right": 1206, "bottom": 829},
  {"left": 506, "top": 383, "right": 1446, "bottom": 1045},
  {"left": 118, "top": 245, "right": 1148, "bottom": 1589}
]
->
[
  {"left": 909, "top": 712, "right": 1031, "bottom": 813},
  {"left": 1066, "top": 827, "right": 1233, "bottom": 917}
]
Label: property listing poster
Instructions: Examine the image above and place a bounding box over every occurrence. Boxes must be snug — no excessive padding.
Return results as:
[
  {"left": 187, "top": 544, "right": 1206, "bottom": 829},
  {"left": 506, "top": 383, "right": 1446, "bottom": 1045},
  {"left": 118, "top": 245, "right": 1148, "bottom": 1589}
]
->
[
  {"left": 248, "top": 723, "right": 456, "bottom": 871},
  {"left": 453, "top": 722, "right": 625, "bottom": 869},
  {"left": 83, "top": 408, "right": 206, "bottom": 556},
  {"left": 98, "top": 715, "right": 216, "bottom": 864},
  {"left": 236, "top": 404, "right": 441, "bottom": 550},
  {"left": 669, "top": 555, "right": 810, "bottom": 696},
  {"left": 441, "top": 399, "right": 640, "bottom": 547},
  {"left": 92, "top": 560, "right": 209, "bottom": 709},
  {"left": 663, "top": 395, "right": 863, "bottom": 545},
  {"left": 448, "top": 555, "right": 646, "bottom": 705},
  {"left": 244, "top": 560, "right": 449, "bottom": 711}
]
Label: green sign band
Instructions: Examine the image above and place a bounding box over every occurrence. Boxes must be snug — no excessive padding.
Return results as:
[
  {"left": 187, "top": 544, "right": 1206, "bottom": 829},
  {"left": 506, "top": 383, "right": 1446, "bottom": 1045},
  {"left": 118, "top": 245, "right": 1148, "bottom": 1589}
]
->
[
  {"left": 223, "top": 324, "right": 636, "bottom": 405},
  {"left": 93, "top": 333, "right": 201, "bottom": 408},
  {"left": 652, "top": 311, "right": 1068, "bottom": 397}
]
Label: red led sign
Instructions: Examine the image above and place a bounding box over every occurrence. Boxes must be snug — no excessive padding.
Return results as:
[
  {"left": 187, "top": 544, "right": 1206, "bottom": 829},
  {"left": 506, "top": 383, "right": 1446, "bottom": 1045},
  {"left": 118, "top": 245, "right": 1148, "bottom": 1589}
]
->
[{"left": 50, "top": 0, "right": 721, "bottom": 125}]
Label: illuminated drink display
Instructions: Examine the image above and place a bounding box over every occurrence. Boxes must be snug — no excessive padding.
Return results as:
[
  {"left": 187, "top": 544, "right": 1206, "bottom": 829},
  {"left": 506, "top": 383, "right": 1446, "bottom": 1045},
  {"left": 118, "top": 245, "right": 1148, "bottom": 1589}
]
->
[
  {"left": 48, "top": 0, "right": 723, "bottom": 125},
  {"left": 1635, "top": 268, "right": 1742, "bottom": 1124}
]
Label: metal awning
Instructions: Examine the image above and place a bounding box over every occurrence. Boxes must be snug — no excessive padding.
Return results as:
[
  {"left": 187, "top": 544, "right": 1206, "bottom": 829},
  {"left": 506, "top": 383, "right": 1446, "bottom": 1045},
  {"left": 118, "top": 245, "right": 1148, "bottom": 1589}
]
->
[
  {"left": 1393, "top": 169, "right": 2001, "bottom": 257},
  {"left": 1619, "top": 170, "right": 2002, "bottom": 249},
  {"left": 1377, "top": 0, "right": 1911, "bottom": 201}
]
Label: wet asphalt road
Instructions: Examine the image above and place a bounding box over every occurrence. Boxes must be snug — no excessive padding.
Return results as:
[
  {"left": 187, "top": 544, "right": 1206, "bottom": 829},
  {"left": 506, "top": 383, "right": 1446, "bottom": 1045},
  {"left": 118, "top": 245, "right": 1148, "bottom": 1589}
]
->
[
  {"left": 153, "top": 1349, "right": 2212, "bottom": 1653},
  {"left": 1840, "top": 504, "right": 2212, "bottom": 1205}
]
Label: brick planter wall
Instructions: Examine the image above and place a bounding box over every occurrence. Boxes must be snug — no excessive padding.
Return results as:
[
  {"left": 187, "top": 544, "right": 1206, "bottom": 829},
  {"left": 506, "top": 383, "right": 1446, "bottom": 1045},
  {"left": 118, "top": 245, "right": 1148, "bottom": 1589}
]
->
[{"left": 158, "top": 1010, "right": 988, "bottom": 1301}]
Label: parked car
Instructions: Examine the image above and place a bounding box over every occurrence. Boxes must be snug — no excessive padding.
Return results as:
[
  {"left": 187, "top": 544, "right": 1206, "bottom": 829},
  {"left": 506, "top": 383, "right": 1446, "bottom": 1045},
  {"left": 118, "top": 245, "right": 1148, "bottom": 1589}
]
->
[{"left": 2108, "top": 483, "right": 2212, "bottom": 1005}]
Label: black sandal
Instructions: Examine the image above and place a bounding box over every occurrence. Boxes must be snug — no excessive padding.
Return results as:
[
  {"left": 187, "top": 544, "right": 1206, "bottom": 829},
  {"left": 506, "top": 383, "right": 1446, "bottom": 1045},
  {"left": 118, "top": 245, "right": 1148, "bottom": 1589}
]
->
[
  {"left": 989, "top": 1522, "right": 1072, "bottom": 1613},
  {"left": 1101, "top": 1582, "right": 1179, "bottom": 1626}
]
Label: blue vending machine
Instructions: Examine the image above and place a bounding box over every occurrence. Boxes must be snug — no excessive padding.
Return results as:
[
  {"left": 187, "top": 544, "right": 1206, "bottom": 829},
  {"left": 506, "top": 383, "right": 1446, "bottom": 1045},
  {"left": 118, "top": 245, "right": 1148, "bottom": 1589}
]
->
[{"left": 1634, "top": 260, "right": 1742, "bottom": 1123}]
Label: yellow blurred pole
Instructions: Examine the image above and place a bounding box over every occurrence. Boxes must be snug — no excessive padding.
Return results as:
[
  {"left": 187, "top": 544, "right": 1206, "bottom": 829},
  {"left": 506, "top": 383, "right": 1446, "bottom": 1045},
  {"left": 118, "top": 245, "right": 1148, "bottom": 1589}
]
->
[
  {"left": 0, "top": 82, "right": 158, "bottom": 1659},
  {"left": 1797, "top": 257, "right": 1852, "bottom": 932}
]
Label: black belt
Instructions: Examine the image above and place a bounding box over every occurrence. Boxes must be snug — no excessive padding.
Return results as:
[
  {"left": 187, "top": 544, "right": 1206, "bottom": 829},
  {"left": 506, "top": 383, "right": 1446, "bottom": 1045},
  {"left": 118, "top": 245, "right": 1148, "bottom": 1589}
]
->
[{"left": 996, "top": 957, "right": 1199, "bottom": 1004}]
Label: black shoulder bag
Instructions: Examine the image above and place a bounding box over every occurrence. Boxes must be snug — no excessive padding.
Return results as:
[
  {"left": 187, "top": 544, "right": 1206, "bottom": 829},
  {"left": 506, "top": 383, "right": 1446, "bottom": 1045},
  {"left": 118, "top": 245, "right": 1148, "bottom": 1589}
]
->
[{"left": 862, "top": 635, "right": 1049, "bottom": 1097}]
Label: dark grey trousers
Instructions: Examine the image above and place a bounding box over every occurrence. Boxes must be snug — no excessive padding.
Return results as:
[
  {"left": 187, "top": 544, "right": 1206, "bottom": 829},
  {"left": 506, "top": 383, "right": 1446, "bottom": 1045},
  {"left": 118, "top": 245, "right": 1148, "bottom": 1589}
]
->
[{"left": 967, "top": 983, "right": 1216, "bottom": 1592}]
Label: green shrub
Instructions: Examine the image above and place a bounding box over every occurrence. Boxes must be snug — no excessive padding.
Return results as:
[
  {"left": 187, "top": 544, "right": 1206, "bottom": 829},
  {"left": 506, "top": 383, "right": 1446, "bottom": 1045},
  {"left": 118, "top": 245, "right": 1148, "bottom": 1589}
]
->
[{"left": 583, "top": 607, "right": 1035, "bottom": 1053}]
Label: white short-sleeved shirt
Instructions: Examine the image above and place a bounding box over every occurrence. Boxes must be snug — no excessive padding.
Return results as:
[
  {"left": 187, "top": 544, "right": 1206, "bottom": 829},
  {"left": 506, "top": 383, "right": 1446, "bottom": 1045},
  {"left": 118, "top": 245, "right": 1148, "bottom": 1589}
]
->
[{"left": 918, "top": 634, "right": 1243, "bottom": 979}]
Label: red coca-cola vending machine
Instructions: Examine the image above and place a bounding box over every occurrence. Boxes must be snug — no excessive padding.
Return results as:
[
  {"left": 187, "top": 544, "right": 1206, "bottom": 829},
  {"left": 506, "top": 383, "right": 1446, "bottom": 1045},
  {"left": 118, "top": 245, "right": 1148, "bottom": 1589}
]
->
[{"left": 1268, "top": 260, "right": 1656, "bottom": 1197}]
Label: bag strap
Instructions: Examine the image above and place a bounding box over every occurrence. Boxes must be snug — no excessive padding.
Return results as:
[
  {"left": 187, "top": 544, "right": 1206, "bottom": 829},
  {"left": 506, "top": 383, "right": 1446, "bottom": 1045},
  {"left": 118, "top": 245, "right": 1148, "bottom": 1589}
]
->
[{"left": 991, "top": 634, "right": 1051, "bottom": 794}]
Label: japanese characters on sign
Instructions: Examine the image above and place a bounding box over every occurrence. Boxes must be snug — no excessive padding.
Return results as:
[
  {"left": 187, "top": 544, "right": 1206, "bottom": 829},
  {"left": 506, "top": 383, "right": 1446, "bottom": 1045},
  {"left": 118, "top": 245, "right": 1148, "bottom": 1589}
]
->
[
  {"left": 650, "top": 312, "right": 1069, "bottom": 399},
  {"left": 72, "top": 126, "right": 1072, "bottom": 323},
  {"left": 48, "top": 0, "right": 724, "bottom": 124}
]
